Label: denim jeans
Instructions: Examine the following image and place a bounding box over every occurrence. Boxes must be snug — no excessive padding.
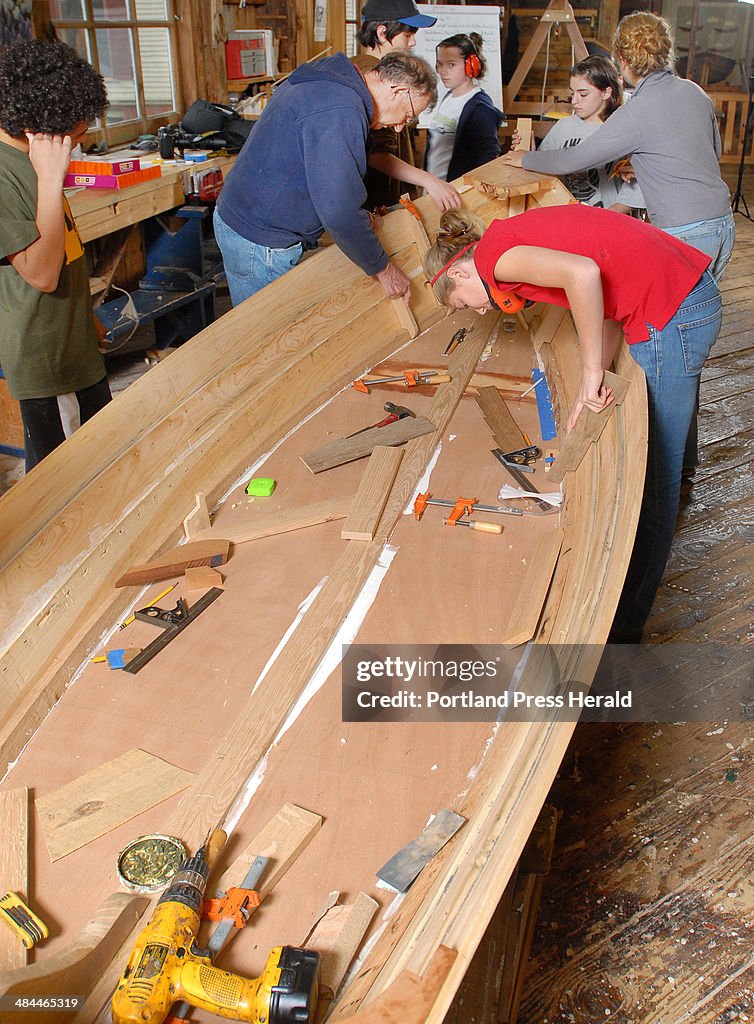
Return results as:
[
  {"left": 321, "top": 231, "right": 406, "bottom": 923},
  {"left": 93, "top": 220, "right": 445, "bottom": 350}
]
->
[
  {"left": 213, "top": 209, "right": 303, "bottom": 307},
  {"left": 662, "top": 211, "right": 735, "bottom": 469},
  {"left": 611, "top": 271, "right": 722, "bottom": 640},
  {"left": 662, "top": 211, "right": 735, "bottom": 284}
]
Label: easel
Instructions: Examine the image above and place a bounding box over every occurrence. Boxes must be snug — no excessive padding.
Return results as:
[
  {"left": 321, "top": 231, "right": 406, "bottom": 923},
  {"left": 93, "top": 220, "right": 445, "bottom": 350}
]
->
[{"left": 504, "top": 0, "right": 588, "bottom": 115}]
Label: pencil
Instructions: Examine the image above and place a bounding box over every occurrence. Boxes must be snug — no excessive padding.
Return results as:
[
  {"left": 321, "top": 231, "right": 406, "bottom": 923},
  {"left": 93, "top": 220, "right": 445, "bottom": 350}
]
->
[{"left": 518, "top": 376, "right": 545, "bottom": 400}]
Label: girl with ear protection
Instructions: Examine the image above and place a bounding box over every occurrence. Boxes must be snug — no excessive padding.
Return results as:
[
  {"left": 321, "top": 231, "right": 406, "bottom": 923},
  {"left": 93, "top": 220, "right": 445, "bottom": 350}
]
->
[{"left": 424, "top": 32, "right": 503, "bottom": 181}]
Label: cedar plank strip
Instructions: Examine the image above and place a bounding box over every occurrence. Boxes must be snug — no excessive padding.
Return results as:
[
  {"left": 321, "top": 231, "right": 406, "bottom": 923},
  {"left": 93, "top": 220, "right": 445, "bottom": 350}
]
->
[
  {"left": 341, "top": 448, "right": 404, "bottom": 541},
  {"left": 314, "top": 893, "right": 379, "bottom": 998},
  {"left": 194, "top": 496, "right": 354, "bottom": 546},
  {"left": 547, "top": 371, "right": 631, "bottom": 484},
  {"left": 0, "top": 789, "right": 28, "bottom": 971},
  {"left": 301, "top": 416, "right": 435, "bottom": 475},
  {"left": 334, "top": 946, "right": 457, "bottom": 1024},
  {"left": 36, "top": 749, "right": 194, "bottom": 862},
  {"left": 475, "top": 386, "right": 528, "bottom": 453},
  {"left": 114, "top": 539, "right": 230, "bottom": 588},
  {"left": 214, "top": 802, "right": 322, "bottom": 899}
]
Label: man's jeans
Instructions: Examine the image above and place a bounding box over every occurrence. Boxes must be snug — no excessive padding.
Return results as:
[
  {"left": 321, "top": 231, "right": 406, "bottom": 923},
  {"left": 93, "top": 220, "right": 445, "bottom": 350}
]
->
[
  {"left": 663, "top": 211, "right": 735, "bottom": 469},
  {"left": 612, "top": 271, "right": 722, "bottom": 640},
  {"left": 214, "top": 209, "right": 303, "bottom": 307}
]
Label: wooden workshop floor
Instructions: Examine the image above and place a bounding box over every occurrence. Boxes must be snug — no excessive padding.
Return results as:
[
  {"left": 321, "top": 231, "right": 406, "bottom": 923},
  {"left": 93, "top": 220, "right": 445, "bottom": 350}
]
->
[{"left": 518, "top": 196, "right": 754, "bottom": 1020}]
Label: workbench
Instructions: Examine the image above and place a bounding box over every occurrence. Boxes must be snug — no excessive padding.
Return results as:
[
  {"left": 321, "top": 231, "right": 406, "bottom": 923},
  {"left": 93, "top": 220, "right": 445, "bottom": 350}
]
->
[
  {"left": 67, "top": 152, "right": 235, "bottom": 243},
  {"left": 0, "top": 152, "right": 236, "bottom": 456}
]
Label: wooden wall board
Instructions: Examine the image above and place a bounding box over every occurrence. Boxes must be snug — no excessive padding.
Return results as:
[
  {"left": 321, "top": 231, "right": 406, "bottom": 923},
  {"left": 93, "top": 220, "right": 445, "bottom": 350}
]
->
[
  {"left": 36, "top": 749, "right": 194, "bottom": 863},
  {"left": 301, "top": 417, "right": 435, "bottom": 475},
  {"left": 0, "top": 789, "right": 28, "bottom": 971},
  {"left": 341, "top": 448, "right": 405, "bottom": 541}
]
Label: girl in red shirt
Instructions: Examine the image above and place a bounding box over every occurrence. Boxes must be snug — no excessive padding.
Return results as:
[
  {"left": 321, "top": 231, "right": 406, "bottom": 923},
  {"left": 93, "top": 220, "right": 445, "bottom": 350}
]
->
[{"left": 423, "top": 205, "right": 721, "bottom": 642}]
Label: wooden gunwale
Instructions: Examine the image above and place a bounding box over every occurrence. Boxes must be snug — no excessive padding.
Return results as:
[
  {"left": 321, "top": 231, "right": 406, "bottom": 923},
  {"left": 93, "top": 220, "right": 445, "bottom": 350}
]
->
[{"left": 0, "top": 160, "right": 647, "bottom": 1024}]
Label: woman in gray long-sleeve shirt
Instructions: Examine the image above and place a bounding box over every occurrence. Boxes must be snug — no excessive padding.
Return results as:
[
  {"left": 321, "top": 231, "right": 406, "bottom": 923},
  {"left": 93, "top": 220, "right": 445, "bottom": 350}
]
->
[
  {"left": 503, "top": 12, "right": 735, "bottom": 282},
  {"left": 503, "top": 11, "right": 734, "bottom": 479}
]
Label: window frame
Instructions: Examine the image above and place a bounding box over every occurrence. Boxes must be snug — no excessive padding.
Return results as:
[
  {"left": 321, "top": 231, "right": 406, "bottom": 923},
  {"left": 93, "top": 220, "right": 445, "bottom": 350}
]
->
[{"left": 51, "top": 0, "right": 183, "bottom": 148}]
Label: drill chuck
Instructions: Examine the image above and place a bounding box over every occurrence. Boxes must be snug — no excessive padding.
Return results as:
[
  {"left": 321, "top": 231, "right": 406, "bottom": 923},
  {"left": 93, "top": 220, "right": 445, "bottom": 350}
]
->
[{"left": 157, "top": 853, "right": 208, "bottom": 913}]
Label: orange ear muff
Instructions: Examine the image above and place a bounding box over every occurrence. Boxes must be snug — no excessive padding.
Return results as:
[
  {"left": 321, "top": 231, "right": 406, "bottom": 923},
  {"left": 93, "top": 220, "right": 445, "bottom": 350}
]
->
[
  {"left": 465, "top": 52, "right": 482, "bottom": 78},
  {"left": 489, "top": 285, "right": 525, "bottom": 314}
]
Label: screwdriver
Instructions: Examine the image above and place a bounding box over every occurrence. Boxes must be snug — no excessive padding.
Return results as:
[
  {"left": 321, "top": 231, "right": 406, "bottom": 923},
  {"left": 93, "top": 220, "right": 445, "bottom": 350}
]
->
[{"left": 443, "top": 517, "right": 502, "bottom": 534}]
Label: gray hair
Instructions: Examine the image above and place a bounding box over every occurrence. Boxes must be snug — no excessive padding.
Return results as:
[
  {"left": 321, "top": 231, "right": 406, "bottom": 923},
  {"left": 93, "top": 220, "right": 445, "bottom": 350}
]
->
[{"left": 374, "top": 50, "right": 438, "bottom": 109}]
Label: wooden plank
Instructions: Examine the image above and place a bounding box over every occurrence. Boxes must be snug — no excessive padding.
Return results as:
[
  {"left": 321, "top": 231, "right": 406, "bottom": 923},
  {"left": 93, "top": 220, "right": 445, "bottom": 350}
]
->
[
  {"left": 501, "top": 529, "right": 565, "bottom": 647},
  {"left": 0, "top": 893, "right": 147, "bottom": 1024},
  {"left": 377, "top": 810, "right": 466, "bottom": 893},
  {"left": 182, "top": 492, "right": 211, "bottom": 540},
  {"left": 311, "top": 893, "right": 380, "bottom": 998},
  {"left": 391, "top": 298, "right": 419, "bottom": 339},
  {"left": 193, "top": 495, "right": 354, "bottom": 546},
  {"left": 184, "top": 566, "right": 223, "bottom": 591},
  {"left": 341, "top": 447, "right": 404, "bottom": 541},
  {"left": 114, "top": 539, "right": 231, "bottom": 588},
  {"left": 301, "top": 416, "right": 436, "bottom": 475},
  {"left": 0, "top": 790, "right": 28, "bottom": 971},
  {"left": 475, "top": 386, "right": 529, "bottom": 454},
  {"left": 515, "top": 117, "right": 534, "bottom": 152},
  {"left": 335, "top": 946, "right": 458, "bottom": 1024},
  {"left": 546, "top": 371, "right": 632, "bottom": 485},
  {"left": 214, "top": 802, "right": 322, "bottom": 899},
  {"left": 463, "top": 158, "right": 557, "bottom": 200},
  {"left": 36, "top": 749, "right": 194, "bottom": 863}
]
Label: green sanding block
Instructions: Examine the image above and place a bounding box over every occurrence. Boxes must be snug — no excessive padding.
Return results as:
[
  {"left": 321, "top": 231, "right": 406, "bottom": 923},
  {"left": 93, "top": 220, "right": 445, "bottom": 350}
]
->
[{"left": 245, "top": 477, "right": 276, "bottom": 497}]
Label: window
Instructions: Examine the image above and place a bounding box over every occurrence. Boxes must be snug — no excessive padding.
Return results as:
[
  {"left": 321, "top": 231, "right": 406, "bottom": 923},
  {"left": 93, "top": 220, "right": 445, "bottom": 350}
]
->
[
  {"left": 50, "top": 0, "right": 180, "bottom": 145},
  {"left": 345, "top": 0, "right": 358, "bottom": 57}
]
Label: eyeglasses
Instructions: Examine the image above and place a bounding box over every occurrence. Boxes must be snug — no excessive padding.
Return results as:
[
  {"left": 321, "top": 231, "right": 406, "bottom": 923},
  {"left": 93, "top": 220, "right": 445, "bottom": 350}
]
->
[{"left": 405, "top": 90, "right": 420, "bottom": 127}]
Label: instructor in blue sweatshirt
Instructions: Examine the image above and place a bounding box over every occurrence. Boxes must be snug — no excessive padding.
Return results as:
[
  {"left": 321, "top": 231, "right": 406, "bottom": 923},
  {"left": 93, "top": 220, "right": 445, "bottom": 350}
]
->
[{"left": 215, "top": 50, "right": 437, "bottom": 306}]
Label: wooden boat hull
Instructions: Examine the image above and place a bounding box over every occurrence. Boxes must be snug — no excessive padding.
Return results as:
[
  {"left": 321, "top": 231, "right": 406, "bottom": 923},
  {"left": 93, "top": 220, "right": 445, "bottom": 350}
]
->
[{"left": 0, "top": 160, "right": 646, "bottom": 1023}]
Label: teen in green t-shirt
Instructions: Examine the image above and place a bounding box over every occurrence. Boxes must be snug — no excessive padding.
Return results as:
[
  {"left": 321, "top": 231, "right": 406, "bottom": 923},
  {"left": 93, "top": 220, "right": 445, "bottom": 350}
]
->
[{"left": 0, "top": 39, "right": 110, "bottom": 471}]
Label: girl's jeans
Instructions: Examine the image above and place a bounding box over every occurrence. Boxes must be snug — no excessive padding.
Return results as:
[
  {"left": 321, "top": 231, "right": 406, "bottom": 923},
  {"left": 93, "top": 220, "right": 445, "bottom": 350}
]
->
[{"left": 611, "top": 271, "right": 722, "bottom": 640}]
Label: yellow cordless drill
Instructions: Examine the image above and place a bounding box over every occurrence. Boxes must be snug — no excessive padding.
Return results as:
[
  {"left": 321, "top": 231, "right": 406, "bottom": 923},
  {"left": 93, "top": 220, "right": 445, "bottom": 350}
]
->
[{"left": 112, "top": 832, "right": 319, "bottom": 1024}]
